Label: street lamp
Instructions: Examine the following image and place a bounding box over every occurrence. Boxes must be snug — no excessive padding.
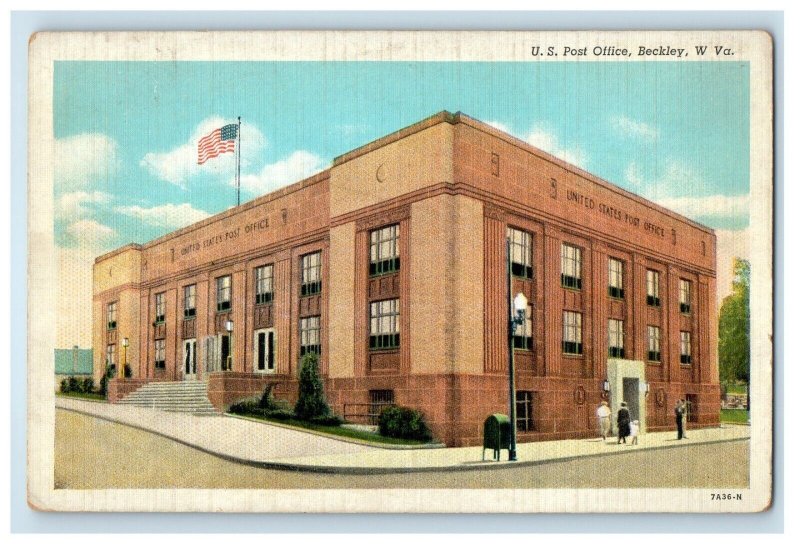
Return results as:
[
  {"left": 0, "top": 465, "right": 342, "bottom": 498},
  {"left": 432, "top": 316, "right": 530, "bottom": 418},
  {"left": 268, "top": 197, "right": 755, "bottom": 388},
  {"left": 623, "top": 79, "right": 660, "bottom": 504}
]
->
[
  {"left": 225, "top": 319, "right": 234, "bottom": 371},
  {"left": 121, "top": 337, "right": 129, "bottom": 379},
  {"left": 506, "top": 238, "right": 528, "bottom": 462}
]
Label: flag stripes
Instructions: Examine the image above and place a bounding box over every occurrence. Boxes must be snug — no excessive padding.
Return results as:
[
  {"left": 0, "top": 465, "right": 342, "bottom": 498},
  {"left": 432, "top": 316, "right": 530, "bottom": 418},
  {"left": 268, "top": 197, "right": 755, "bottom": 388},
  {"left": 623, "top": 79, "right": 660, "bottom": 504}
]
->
[{"left": 197, "top": 123, "right": 238, "bottom": 165}]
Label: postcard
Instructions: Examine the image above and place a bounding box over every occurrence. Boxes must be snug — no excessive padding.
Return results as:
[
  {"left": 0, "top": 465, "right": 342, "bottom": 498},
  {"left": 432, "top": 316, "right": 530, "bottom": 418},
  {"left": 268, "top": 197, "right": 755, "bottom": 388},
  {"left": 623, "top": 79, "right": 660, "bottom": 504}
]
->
[{"left": 27, "top": 30, "right": 772, "bottom": 513}]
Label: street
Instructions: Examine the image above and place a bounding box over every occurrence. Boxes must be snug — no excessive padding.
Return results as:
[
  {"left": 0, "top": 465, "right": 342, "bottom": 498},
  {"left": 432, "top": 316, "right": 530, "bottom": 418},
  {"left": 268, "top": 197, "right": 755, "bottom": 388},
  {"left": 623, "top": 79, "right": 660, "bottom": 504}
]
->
[{"left": 55, "top": 410, "right": 749, "bottom": 489}]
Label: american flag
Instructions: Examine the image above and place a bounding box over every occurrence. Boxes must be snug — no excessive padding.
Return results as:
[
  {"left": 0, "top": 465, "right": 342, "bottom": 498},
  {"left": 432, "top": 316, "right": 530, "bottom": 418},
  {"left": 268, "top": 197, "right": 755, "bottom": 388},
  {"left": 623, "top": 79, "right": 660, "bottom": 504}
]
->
[{"left": 197, "top": 123, "right": 238, "bottom": 165}]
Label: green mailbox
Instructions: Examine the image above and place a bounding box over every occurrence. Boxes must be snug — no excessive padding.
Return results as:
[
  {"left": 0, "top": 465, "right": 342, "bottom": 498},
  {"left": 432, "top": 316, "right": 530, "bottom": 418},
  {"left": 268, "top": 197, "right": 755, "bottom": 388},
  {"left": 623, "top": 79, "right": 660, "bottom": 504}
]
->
[{"left": 482, "top": 413, "right": 511, "bottom": 461}]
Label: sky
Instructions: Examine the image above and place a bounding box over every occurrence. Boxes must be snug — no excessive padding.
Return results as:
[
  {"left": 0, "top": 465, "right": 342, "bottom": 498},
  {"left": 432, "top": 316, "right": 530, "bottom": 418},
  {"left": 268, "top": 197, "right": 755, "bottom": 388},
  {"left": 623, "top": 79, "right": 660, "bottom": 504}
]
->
[{"left": 54, "top": 61, "right": 750, "bottom": 347}]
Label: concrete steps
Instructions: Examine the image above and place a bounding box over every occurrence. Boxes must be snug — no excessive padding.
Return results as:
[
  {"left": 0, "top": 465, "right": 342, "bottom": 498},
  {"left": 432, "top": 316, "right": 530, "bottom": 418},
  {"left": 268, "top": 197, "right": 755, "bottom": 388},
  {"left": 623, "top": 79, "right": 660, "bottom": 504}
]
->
[{"left": 118, "top": 381, "right": 219, "bottom": 415}]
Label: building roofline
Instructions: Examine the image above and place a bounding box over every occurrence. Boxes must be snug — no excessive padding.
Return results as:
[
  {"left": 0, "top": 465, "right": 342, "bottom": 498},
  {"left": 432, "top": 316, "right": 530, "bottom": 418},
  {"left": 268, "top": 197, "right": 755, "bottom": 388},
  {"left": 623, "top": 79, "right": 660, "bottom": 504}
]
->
[{"left": 94, "top": 243, "right": 142, "bottom": 264}]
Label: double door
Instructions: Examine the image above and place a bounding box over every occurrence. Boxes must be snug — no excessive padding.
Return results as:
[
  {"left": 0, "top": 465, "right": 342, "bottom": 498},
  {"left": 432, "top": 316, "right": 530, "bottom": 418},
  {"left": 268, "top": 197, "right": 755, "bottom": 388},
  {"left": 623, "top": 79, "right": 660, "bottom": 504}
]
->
[{"left": 182, "top": 339, "right": 197, "bottom": 380}]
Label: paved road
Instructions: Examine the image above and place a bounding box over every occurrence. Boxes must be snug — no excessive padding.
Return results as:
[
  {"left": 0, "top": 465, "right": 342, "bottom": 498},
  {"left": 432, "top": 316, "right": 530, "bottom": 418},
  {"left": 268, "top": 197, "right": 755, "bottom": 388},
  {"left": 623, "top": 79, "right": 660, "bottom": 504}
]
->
[{"left": 55, "top": 410, "right": 749, "bottom": 489}]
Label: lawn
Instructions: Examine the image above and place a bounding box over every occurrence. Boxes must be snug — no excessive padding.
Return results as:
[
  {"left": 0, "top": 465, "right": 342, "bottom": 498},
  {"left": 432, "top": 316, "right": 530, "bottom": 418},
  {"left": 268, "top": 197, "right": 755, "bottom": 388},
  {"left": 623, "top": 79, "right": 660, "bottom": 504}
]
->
[
  {"left": 229, "top": 412, "right": 433, "bottom": 446},
  {"left": 56, "top": 391, "right": 107, "bottom": 402},
  {"left": 721, "top": 409, "right": 749, "bottom": 424},
  {"left": 723, "top": 383, "right": 748, "bottom": 395}
]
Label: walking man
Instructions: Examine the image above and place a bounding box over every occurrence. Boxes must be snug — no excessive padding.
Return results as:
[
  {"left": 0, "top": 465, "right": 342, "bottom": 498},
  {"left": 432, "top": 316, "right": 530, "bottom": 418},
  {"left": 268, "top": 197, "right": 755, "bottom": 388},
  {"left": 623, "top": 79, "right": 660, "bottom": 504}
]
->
[
  {"left": 596, "top": 401, "right": 611, "bottom": 440},
  {"left": 675, "top": 399, "right": 685, "bottom": 439}
]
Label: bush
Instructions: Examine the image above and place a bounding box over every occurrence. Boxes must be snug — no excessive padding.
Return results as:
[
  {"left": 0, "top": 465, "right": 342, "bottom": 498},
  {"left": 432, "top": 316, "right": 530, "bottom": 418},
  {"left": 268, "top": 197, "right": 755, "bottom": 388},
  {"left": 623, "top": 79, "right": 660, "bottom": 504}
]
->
[
  {"left": 378, "top": 406, "right": 432, "bottom": 441},
  {"left": 229, "top": 400, "right": 259, "bottom": 415},
  {"left": 60, "top": 379, "right": 69, "bottom": 393},
  {"left": 67, "top": 376, "right": 79, "bottom": 393},
  {"left": 81, "top": 378, "right": 94, "bottom": 394},
  {"left": 228, "top": 400, "right": 295, "bottom": 422},
  {"left": 257, "top": 386, "right": 290, "bottom": 411},
  {"left": 310, "top": 414, "right": 344, "bottom": 427},
  {"left": 294, "top": 352, "right": 331, "bottom": 421}
]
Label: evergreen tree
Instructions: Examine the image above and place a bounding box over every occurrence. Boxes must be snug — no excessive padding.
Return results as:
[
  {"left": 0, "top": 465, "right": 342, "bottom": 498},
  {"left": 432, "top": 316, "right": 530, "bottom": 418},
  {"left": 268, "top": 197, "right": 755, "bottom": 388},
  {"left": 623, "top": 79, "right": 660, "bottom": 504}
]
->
[
  {"left": 294, "top": 352, "right": 330, "bottom": 420},
  {"left": 719, "top": 258, "right": 750, "bottom": 384}
]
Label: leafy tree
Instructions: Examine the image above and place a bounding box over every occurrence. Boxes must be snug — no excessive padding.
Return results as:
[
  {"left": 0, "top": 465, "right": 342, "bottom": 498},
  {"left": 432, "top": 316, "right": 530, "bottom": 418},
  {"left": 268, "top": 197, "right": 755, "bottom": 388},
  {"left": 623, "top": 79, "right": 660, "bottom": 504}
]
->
[
  {"left": 719, "top": 258, "right": 750, "bottom": 384},
  {"left": 294, "top": 352, "right": 331, "bottom": 420}
]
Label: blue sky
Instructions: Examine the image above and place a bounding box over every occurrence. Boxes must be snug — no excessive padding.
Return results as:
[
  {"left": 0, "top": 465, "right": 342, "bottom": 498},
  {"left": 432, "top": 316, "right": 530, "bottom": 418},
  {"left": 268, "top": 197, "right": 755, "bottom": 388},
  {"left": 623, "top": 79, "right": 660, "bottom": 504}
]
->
[{"left": 54, "top": 60, "right": 749, "bottom": 250}]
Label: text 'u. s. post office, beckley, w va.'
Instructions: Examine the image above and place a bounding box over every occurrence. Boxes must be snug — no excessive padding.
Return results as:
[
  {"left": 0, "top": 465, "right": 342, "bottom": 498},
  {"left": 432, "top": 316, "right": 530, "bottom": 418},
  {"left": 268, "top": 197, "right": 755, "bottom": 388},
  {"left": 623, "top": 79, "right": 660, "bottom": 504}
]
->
[{"left": 93, "top": 111, "right": 719, "bottom": 447}]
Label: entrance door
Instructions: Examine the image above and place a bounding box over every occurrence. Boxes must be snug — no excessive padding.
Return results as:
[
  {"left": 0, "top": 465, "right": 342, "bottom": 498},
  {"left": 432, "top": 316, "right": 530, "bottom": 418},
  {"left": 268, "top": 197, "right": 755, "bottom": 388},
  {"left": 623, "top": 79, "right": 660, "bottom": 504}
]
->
[
  {"left": 254, "top": 328, "right": 276, "bottom": 373},
  {"left": 183, "top": 339, "right": 197, "bottom": 380},
  {"left": 623, "top": 377, "right": 640, "bottom": 421},
  {"left": 220, "top": 334, "right": 231, "bottom": 371}
]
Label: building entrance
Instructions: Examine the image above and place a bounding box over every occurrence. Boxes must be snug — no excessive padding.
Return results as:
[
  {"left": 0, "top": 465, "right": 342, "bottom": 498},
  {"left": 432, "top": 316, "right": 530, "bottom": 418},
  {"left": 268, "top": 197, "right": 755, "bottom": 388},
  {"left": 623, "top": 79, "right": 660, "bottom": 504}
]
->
[
  {"left": 183, "top": 339, "right": 197, "bottom": 380},
  {"left": 607, "top": 358, "right": 647, "bottom": 434},
  {"left": 623, "top": 377, "right": 640, "bottom": 422}
]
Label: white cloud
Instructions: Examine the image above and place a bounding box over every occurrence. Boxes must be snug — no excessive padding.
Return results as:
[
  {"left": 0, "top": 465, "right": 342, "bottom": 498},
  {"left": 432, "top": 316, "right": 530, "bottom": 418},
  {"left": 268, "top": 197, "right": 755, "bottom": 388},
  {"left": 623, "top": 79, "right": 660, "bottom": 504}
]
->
[
  {"left": 55, "top": 133, "right": 120, "bottom": 189},
  {"left": 140, "top": 117, "right": 267, "bottom": 188},
  {"left": 115, "top": 202, "right": 211, "bottom": 230},
  {"left": 716, "top": 227, "right": 750, "bottom": 307},
  {"left": 239, "top": 150, "right": 325, "bottom": 195},
  {"left": 525, "top": 127, "right": 587, "bottom": 168},
  {"left": 56, "top": 191, "right": 112, "bottom": 222},
  {"left": 652, "top": 194, "right": 749, "bottom": 221},
  {"left": 610, "top": 115, "right": 659, "bottom": 140},
  {"left": 64, "top": 219, "right": 117, "bottom": 247},
  {"left": 487, "top": 120, "right": 512, "bottom": 134},
  {"left": 625, "top": 160, "right": 698, "bottom": 191},
  {"left": 57, "top": 246, "right": 96, "bottom": 347}
]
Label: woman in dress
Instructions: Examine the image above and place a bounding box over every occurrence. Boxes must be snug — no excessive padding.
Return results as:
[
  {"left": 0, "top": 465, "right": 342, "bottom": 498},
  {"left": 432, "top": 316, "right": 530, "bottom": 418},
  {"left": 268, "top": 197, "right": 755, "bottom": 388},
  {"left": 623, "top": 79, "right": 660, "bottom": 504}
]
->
[{"left": 617, "top": 401, "right": 631, "bottom": 444}]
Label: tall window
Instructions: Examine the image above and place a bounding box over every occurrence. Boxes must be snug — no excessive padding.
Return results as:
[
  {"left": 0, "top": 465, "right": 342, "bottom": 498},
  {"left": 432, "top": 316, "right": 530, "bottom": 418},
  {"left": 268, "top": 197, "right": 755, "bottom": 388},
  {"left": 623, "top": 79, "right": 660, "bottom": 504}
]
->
[
  {"left": 646, "top": 269, "right": 660, "bottom": 307},
  {"left": 183, "top": 284, "right": 196, "bottom": 319},
  {"left": 255, "top": 265, "right": 274, "bottom": 305},
  {"left": 561, "top": 244, "right": 582, "bottom": 289},
  {"left": 300, "top": 316, "right": 321, "bottom": 357},
  {"left": 369, "top": 299, "right": 400, "bottom": 350},
  {"left": 105, "top": 343, "right": 116, "bottom": 368},
  {"left": 370, "top": 225, "right": 400, "bottom": 276},
  {"left": 608, "top": 258, "right": 624, "bottom": 299},
  {"left": 680, "top": 331, "right": 692, "bottom": 364},
  {"left": 107, "top": 302, "right": 117, "bottom": 330},
  {"left": 513, "top": 304, "right": 533, "bottom": 350},
  {"left": 254, "top": 329, "right": 275, "bottom": 372},
  {"left": 507, "top": 227, "right": 533, "bottom": 279},
  {"left": 680, "top": 279, "right": 691, "bottom": 314},
  {"left": 154, "top": 339, "right": 166, "bottom": 370},
  {"left": 648, "top": 326, "right": 661, "bottom": 362},
  {"left": 562, "top": 311, "right": 583, "bottom": 355},
  {"left": 300, "top": 252, "right": 322, "bottom": 296},
  {"left": 154, "top": 292, "right": 166, "bottom": 324},
  {"left": 216, "top": 275, "right": 231, "bottom": 312},
  {"left": 516, "top": 391, "right": 534, "bottom": 431},
  {"left": 608, "top": 319, "right": 625, "bottom": 358}
]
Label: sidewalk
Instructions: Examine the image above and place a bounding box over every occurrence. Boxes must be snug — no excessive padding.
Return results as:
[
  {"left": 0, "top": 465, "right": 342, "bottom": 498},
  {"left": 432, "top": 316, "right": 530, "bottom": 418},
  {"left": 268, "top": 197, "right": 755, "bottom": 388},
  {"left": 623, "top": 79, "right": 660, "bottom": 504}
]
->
[{"left": 57, "top": 397, "right": 750, "bottom": 474}]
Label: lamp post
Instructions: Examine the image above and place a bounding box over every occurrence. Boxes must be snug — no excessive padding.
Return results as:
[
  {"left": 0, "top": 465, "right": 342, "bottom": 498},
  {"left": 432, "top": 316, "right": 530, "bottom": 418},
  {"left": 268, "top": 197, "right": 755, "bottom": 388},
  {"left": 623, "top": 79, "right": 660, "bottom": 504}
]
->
[
  {"left": 225, "top": 319, "right": 234, "bottom": 371},
  {"left": 506, "top": 238, "right": 528, "bottom": 462},
  {"left": 121, "top": 337, "right": 129, "bottom": 379}
]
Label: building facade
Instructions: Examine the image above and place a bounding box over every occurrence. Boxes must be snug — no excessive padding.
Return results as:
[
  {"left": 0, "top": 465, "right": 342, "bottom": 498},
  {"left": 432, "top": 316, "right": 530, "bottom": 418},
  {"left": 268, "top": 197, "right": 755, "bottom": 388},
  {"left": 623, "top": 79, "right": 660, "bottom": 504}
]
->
[{"left": 93, "top": 112, "right": 720, "bottom": 446}]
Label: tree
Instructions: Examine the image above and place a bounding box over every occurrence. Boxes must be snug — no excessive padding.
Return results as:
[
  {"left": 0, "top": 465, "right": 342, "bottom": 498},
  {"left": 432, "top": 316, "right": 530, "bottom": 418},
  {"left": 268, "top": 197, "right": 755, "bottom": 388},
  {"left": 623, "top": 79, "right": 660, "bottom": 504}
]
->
[
  {"left": 719, "top": 258, "right": 750, "bottom": 384},
  {"left": 294, "top": 352, "right": 331, "bottom": 420}
]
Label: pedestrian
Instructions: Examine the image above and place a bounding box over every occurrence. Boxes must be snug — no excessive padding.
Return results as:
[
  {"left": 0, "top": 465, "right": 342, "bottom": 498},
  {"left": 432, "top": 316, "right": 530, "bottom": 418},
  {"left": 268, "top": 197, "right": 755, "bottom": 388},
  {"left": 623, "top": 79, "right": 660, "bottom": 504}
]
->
[
  {"left": 596, "top": 400, "right": 611, "bottom": 440},
  {"left": 682, "top": 399, "right": 690, "bottom": 439},
  {"left": 629, "top": 420, "right": 639, "bottom": 445},
  {"left": 617, "top": 402, "right": 631, "bottom": 444},
  {"left": 675, "top": 399, "right": 685, "bottom": 439}
]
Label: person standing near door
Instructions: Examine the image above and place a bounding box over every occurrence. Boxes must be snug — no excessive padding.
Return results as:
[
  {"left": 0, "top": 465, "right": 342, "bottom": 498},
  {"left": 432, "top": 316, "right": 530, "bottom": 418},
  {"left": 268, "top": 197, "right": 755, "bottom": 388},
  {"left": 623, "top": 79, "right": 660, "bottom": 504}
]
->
[
  {"left": 675, "top": 399, "right": 685, "bottom": 439},
  {"left": 617, "top": 402, "right": 631, "bottom": 444},
  {"left": 682, "top": 399, "right": 690, "bottom": 439},
  {"left": 596, "top": 401, "right": 611, "bottom": 440}
]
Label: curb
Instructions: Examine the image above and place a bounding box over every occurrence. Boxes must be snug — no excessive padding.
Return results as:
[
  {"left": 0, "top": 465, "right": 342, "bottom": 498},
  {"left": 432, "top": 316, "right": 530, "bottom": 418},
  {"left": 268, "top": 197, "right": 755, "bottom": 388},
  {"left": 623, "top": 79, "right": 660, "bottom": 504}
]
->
[{"left": 56, "top": 405, "right": 750, "bottom": 476}]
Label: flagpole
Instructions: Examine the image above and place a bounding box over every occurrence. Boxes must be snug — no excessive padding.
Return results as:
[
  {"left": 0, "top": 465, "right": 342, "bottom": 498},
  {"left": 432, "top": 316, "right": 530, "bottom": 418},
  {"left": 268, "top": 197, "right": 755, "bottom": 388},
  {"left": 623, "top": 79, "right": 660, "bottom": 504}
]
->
[{"left": 236, "top": 116, "right": 242, "bottom": 206}]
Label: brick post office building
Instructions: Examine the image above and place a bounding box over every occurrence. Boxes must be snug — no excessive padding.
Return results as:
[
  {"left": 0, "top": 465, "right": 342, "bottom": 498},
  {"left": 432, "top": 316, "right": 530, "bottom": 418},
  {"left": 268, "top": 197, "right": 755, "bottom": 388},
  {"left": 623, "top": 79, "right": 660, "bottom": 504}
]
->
[{"left": 94, "top": 112, "right": 720, "bottom": 446}]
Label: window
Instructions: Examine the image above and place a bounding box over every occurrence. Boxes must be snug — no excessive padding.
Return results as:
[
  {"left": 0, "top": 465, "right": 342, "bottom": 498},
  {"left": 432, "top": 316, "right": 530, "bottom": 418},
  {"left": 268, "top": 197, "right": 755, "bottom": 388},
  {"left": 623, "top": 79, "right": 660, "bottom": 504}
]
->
[
  {"left": 608, "top": 319, "right": 625, "bottom": 358},
  {"left": 154, "top": 292, "right": 166, "bottom": 324},
  {"left": 561, "top": 244, "right": 582, "bottom": 289},
  {"left": 107, "top": 302, "right": 117, "bottom": 330},
  {"left": 105, "top": 343, "right": 116, "bottom": 368},
  {"left": 680, "top": 331, "right": 692, "bottom": 364},
  {"left": 183, "top": 284, "right": 196, "bottom": 319},
  {"left": 513, "top": 304, "right": 533, "bottom": 350},
  {"left": 300, "top": 316, "right": 321, "bottom": 357},
  {"left": 608, "top": 258, "right": 624, "bottom": 299},
  {"left": 216, "top": 275, "right": 231, "bottom": 312},
  {"left": 648, "top": 326, "right": 661, "bottom": 362},
  {"left": 562, "top": 311, "right": 583, "bottom": 355},
  {"left": 300, "top": 252, "right": 322, "bottom": 296},
  {"left": 680, "top": 279, "right": 691, "bottom": 314},
  {"left": 254, "top": 329, "right": 275, "bottom": 372},
  {"left": 507, "top": 227, "right": 533, "bottom": 279},
  {"left": 646, "top": 269, "right": 660, "bottom": 307},
  {"left": 370, "top": 225, "right": 400, "bottom": 276},
  {"left": 516, "top": 391, "right": 534, "bottom": 432},
  {"left": 255, "top": 265, "right": 274, "bottom": 305},
  {"left": 369, "top": 390, "right": 395, "bottom": 424},
  {"left": 369, "top": 299, "right": 400, "bottom": 350},
  {"left": 154, "top": 339, "right": 166, "bottom": 370}
]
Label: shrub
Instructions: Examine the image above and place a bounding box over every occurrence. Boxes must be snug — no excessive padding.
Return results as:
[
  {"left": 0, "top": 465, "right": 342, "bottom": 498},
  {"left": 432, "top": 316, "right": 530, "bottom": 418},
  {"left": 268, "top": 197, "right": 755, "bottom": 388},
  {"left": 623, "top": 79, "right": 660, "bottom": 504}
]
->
[
  {"left": 60, "top": 379, "right": 69, "bottom": 393},
  {"left": 67, "top": 376, "right": 79, "bottom": 393},
  {"left": 99, "top": 374, "right": 108, "bottom": 396},
  {"left": 310, "top": 414, "right": 344, "bottom": 427},
  {"left": 378, "top": 406, "right": 432, "bottom": 441},
  {"left": 294, "top": 352, "right": 331, "bottom": 421},
  {"left": 229, "top": 400, "right": 259, "bottom": 415},
  {"left": 81, "top": 378, "right": 94, "bottom": 394}
]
